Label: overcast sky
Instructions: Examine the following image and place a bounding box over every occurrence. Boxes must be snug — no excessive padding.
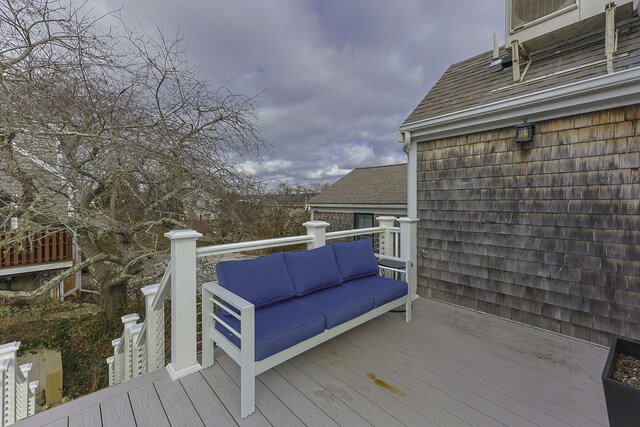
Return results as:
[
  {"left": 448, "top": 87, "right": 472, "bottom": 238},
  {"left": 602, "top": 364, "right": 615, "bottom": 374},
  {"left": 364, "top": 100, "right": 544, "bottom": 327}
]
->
[{"left": 91, "top": 0, "right": 504, "bottom": 186}]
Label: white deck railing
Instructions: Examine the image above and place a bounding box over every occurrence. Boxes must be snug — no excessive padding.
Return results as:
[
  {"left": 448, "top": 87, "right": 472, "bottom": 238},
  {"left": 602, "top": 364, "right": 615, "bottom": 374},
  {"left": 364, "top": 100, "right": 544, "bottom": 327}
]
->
[
  {"left": 108, "top": 216, "right": 418, "bottom": 386},
  {"left": 0, "top": 341, "right": 38, "bottom": 426}
]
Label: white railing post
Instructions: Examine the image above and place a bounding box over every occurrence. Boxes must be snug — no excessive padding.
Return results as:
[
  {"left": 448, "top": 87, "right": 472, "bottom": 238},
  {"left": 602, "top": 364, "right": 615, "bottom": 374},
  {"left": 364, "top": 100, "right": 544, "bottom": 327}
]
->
[
  {"left": 0, "top": 342, "right": 19, "bottom": 426},
  {"left": 165, "top": 229, "right": 202, "bottom": 380},
  {"left": 399, "top": 217, "right": 419, "bottom": 300},
  {"left": 121, "top": 314, "right": 140, "bottom": 381},
  {"left": 0, "top": 360, "right": 7, "bottom": 427},
  {"left": 106, "top": 356, "right": 115, "bottom": 387},
  {"left": 16, "top": 363, "right": 31, "bottom": 420},
  {"left": 141, "top": 284, "right": 164, "bottom": 371},
  {"left": 377, "top": 216, "right": 396, "bottom": 256},
  {"left": 128, "top": 324, "right": 143, "bottom": 378},
  {"left": 111, "top": 338, "right": 124, "bottom": 385},
  {"left": 303, "top": 221, "right": 330, "bottom": 249},
  {"left": 28, "top": 381, "right": 38, "bottom": 417}
]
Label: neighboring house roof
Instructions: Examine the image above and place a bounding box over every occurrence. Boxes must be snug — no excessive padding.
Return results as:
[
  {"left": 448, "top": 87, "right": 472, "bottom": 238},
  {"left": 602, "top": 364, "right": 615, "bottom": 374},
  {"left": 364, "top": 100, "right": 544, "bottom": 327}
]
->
[
  {"left": 308, "top": 164, "right": 407, "bottom": 206},
  {"left": 261, "top": 193, "right": 317, "bottom": 208},
  {"left": 403, "top": 3, "right": 640, "bottom": 129}
]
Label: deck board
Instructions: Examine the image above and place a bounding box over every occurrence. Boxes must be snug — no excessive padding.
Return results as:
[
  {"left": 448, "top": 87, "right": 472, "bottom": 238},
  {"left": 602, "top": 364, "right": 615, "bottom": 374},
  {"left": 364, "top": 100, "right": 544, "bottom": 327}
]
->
[
  {"left": 68, "top": 406, "right": 101, "bottom": 427},
  {"left": 273, "top": 362, "right": 372, "bottom": 427},
  {"left": 179, "top": 372, "right": 238, "bottom": 427},
  {"left": 218, "top": 354, "right": 305, "bottom": 426},
  {"left": 154, "top": 376, "right": 204, "bottom": 427},
  {"left": 128, "top": 383, "right": 170, "bottom": 427},
  {"left": 100, "top": 393, "right": 136, "bottom": 427},
  {"left": 16, "top": 298, "right": 609, "bottom": 427}
]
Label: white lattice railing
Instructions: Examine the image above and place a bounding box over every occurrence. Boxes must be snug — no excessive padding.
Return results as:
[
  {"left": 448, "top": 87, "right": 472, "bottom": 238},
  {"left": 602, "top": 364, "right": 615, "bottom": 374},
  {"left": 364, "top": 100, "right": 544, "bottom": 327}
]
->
[
  {"left": 108, "top": 216, "right": 418, "bottom": 385},
  {"left": 0, "top": 342, "right": 38, "bottom": 426}
]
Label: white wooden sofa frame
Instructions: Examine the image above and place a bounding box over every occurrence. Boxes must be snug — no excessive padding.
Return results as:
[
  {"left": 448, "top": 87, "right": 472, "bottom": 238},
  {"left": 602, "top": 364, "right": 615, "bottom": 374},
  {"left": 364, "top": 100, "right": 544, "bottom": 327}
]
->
[{"left": 201, "top": 253, "right": 413, "bottom": 418}]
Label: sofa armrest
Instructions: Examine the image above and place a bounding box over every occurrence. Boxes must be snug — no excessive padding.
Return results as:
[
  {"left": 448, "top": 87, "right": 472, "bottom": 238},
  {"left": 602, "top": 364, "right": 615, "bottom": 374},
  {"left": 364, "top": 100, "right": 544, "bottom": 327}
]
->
[
  {"left": 375, "top": 254, "right": 411, "bottom": 282},
  {"left": 203, "top": 281, "right": 254, "bottom": 313}
]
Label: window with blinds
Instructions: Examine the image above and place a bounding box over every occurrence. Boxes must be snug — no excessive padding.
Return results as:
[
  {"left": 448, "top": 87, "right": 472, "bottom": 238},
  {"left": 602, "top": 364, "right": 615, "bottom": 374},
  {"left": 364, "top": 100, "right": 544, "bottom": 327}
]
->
[{"left": 511, "top": 0, "right": 577, "bottom": 30}]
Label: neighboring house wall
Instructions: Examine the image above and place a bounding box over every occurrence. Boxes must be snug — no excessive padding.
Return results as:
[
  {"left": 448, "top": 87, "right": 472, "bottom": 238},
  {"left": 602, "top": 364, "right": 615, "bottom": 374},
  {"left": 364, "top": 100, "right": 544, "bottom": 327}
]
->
[{"left": 417, "top": 105, "right": 640, "bottom": 345}]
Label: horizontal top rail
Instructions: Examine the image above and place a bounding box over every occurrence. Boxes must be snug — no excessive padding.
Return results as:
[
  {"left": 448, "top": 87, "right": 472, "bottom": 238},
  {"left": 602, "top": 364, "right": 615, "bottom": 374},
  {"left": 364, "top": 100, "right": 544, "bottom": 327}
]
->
[
  {"left": 325, "top": 226, "right": 385, "bottom": 241},
  {"left": 196, "top": 235, "right": 314, "bottom": 258},
  {"left": 136, "top": 322, "right": 147, "bottom": 346},
  {"left": 151, "top": 264, "right": 172, "bottom": 311}
]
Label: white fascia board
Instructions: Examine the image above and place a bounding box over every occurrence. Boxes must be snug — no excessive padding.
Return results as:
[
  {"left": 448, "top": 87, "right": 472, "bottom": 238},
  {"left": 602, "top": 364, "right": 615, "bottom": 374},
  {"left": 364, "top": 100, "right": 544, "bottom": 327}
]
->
[
  {"left": 400, "top": 67, "right": 640, "bottom": 143},
  {"left": 0, "top": 261, "right": 73, "bottom": 277},
  {"left": 307, "top": 204, "right": 407, "bottom": 215}
]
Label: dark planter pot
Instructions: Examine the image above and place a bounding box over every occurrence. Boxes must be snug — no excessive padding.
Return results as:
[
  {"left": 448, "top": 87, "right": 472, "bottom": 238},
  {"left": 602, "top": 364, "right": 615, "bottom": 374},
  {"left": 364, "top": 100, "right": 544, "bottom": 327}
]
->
[{"left": 602, "top": 336, "right": 640, "bottom": 427}]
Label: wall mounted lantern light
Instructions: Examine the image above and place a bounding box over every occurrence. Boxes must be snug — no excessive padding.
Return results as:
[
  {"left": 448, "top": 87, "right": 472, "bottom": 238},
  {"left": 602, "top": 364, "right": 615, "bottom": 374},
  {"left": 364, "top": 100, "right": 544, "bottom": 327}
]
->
[{"left": 515, "top": 119, "right": 534, "bottom": 143}]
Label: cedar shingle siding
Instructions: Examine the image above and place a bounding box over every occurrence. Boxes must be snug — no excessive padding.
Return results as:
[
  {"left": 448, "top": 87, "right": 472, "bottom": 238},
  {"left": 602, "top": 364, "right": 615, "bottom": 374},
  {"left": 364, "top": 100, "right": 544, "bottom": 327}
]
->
[{"left": 416, "top": 105, "right": 640, "bottom": 345}]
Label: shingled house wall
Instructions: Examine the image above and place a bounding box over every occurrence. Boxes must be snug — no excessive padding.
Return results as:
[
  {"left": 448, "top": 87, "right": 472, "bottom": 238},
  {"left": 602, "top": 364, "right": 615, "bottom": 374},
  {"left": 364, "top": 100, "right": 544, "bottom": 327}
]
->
[{"left": 417, "top": 105, "right": 640, "bottom": 346}]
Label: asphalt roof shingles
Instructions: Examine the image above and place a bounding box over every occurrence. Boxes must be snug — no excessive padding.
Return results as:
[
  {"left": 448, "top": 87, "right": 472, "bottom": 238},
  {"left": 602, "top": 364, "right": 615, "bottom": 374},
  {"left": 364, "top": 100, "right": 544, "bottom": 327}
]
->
[{"left": 308, "top": 164, "right": 407, "bottom": 206}]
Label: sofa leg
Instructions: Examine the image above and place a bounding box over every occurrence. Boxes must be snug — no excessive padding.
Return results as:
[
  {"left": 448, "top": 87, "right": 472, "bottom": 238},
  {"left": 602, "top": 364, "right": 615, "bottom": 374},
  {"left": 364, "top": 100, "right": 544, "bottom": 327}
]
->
[
  {"left": 240, "top": 366, "right": 256, "bottom": 418},
  {"left": 405, "top": 299, "right": 413, "bottom": 323}
]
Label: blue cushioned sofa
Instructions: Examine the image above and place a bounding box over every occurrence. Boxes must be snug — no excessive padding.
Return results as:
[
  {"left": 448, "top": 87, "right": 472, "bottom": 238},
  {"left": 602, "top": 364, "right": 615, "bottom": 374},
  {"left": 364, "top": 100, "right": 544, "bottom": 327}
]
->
[{"left": 202, "top": 239, "right": 412, "bottom": 418}]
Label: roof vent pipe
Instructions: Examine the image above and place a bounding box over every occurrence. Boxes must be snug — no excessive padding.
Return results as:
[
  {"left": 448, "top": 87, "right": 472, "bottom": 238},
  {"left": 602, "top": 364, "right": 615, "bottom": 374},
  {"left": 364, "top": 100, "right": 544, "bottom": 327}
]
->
[{"left": 493, "top": 32, "right": 500, "bottom": 60}]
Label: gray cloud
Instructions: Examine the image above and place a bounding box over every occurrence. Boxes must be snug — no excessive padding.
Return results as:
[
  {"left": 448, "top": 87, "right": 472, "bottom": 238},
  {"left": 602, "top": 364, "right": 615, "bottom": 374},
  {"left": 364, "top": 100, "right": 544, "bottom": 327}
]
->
[{"left": 91, "top": 0, "right": 504, "bottom": 184}]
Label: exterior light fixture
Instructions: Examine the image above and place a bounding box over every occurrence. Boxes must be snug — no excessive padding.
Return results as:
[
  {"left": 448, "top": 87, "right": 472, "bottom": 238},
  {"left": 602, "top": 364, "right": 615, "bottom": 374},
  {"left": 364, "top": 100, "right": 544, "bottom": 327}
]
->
[{"left": 515, "top": 119, "right": 534, "bottom": 143}]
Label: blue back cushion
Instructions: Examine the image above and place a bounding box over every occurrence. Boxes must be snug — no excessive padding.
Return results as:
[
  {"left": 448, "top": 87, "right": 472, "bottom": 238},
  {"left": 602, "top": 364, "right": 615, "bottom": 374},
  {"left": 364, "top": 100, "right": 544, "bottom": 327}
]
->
[
  {"left": 284, "top": 245, "right": 343, "bottom": 296},
  {"left": 331, "top": 240, "right": 379, "bottom": 281},
  {"left": 216, "top": 253, "right": 296, "bottom": 309}
]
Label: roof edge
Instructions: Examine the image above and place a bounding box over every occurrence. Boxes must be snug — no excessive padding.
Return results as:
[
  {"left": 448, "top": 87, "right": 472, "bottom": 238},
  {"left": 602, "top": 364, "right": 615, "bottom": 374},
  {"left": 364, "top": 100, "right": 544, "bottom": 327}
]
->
[{"left": 400, "top": 66, "right": 640, "bottom": 142}]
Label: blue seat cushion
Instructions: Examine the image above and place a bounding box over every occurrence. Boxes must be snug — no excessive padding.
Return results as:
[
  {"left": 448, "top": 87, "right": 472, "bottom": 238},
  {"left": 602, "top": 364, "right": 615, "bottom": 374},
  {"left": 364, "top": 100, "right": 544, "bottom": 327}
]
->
[
  {"left": 342, "top": 275, "right": 408, "bottom": 308},
  {"left": 214, "top": 299, "right": 325, "bottom": 361},
  {"left": 295, "top": 286, "right": 374, "bottom": 329},
  {"left": 331, "top": 240, "right": 380, "bottom": 281},
  {"left": 216, "top": 253, "right": 296, "bottom": 309},
  {"left": 284, "top": 245, "right": 343, "bottom": 296}
]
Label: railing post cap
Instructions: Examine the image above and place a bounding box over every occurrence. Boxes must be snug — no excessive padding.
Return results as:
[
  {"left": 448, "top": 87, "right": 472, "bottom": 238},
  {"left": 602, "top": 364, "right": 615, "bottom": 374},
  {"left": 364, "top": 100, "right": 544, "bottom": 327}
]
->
[
  {"left": 0, "top": 341, "right": 21, "bottom": 354},
  {"left": 111, "top": 338, "right": 122, "bottom": 347},
  {"left": 29, "top": 381, "right": 39, "bottom": 391},
  {"left": 20, "top": 363, "right": 33, "bottom": 374},
  {"left": 141, "top": 283, "right": 160, "bottom": 296},
  {"left": 303, "top": 221, "right": 330, "bottom": 228},
  {"left": 106, "top": 356, "right": 115, "bottom": 364},
  {"left": 398, "top": 217, "right": 420, "bottom": 223},
  {"left": 164, "top": 229, "right": 203, "bottom": 240},
  {"left": 128, "top": 323, "right": 143, "bottom": 334},
  {"left": 121, "top": 313, "right": 140, "bottom": 324}
]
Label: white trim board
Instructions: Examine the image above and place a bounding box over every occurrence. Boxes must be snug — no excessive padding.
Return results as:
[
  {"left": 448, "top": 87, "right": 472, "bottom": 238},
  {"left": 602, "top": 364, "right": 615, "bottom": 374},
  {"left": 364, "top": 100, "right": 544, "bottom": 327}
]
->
[
  {"left": 400, "top": 66, "right": 640, "bottom": 143},
  {"left": 309, "top": 205, "right": 407, "bottom": 215},
  {"left": 0, "top": 261, "right": 72, "bottom": 277}
]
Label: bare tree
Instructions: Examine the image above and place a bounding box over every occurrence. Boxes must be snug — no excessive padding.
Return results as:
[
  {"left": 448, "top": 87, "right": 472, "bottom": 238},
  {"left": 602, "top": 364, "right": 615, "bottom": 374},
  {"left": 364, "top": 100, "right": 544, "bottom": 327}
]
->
[{"left": 0, "top": 0, "right": 265, "bottom": 315}]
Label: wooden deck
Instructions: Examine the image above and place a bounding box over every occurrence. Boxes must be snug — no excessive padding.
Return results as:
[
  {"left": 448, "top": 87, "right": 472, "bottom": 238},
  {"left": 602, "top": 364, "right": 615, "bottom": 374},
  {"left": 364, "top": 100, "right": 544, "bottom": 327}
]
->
[{"left": 17, "top": 298, "right": 609, "bottom": 427}]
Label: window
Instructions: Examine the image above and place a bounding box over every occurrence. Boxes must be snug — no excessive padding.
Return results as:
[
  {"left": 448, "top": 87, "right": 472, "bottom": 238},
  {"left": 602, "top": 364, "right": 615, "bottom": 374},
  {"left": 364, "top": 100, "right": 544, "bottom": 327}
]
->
[
  {"left": 354, "top": 213, "right": 374, "bottom": 241},
  {"left": 511, "top": 0, "right": 576, "bottom": 31}
]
